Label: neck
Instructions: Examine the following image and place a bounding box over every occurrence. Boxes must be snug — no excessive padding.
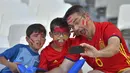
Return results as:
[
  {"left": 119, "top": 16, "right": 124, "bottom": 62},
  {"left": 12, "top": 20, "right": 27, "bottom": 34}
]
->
[
  {"left": 29, "top": 46, "right": 39, "bottom": 53},
  {"left": 86, "top": 20, "right": 95, "bottom": 40},
  {"left": 51, "top": 43, "right": 62, "bottom": 52}
]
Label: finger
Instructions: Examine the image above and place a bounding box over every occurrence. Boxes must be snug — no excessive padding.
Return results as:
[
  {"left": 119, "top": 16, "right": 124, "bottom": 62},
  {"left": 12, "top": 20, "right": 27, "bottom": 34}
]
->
[
  {"left": 80, "top": 51, "right": 88, "bottom": 56},
  {"left": 80, "top": 53, "right": 86, "bottom": 56},
  {"left": 80, "top": 43, "right": 94, "bottom": 49},
  {"left": 17, "top": 67, "right": 20, "bottom": 73}
]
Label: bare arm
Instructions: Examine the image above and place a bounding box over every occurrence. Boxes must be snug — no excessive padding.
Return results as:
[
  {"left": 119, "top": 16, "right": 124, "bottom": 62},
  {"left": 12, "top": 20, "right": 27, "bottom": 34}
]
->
[
  {"left": 46, "top": 58, "right": 75, "bottom": 73},
  {"left": 0, "top": 56, "right": 19, "bottom": 72},
  {"left": 0, "top": 56, "right": 10, "bottom": 67},
  {"left": 97, "top": 36, "right": 120, "bottom": 57},
  {"left": 78, "top": 69, "right": 83, "bottom": 73},
  {"left": 80, "top": 36, "right": 120, "bottom": 57}
]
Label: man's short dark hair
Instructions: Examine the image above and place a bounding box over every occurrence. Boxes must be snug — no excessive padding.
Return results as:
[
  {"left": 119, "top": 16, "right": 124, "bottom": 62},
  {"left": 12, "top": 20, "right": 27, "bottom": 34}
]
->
[
  {"left": 26, "top": 23, "right": 46, "bottom": 37},
  {"left": 50, "top": 17, "right": 69, "bottom": 32},
  {"left": 64, "top": 5, "right": 86, "bottom": 20}
]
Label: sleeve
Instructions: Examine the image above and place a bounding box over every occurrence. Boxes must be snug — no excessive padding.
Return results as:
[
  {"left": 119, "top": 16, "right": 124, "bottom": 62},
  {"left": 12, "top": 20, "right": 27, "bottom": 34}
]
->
[
  {"left": 38, "top": 49, "right": 48, "bottom": 72},
  {"left": 65, "top": 38, "right": 81, "bottom": 62},
  {"left": 65, "top": 54, "right": 80, "bottom": 62},
  {"left": 0, "top": 44, "right": 20, "bottom": 61},
  {"left": 103, "top": 22, "right": 122, "bottom": 42}
]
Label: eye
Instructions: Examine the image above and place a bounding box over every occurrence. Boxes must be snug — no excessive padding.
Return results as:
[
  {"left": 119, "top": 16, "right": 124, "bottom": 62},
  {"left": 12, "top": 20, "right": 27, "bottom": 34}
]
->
[
  {"left": 33, "top": 34, "right": 38, "bottom": 37},
  {"left": 53, "top": 32, "right": 60, "bottom": 35},
  {"left": 63, "top": 32, "right": 69, "bottom": 35}
]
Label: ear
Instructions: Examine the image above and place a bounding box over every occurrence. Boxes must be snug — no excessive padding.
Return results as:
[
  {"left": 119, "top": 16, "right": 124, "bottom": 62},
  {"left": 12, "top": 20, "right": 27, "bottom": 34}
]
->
[
  {"left": 49, "top": 32, "right": 53, "bottom": 38},
  {"left": 26, "top": 36, "right": 30, "bottom": 43}
]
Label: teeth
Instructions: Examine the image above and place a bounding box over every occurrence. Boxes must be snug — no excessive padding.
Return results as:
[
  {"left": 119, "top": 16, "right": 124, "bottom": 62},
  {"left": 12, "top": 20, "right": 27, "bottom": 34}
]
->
[{"left": 58, "top": 40, "right": 64, "bottom": 42}]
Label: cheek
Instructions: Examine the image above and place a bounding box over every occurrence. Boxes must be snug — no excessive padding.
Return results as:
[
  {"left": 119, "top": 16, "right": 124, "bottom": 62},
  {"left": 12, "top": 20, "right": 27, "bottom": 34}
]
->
[
  {"left": 52, "top": 36, "right": 58, "bottom": 41},
  {"left": 41, "top": 40, "right": 45, "bottom": 44},
  {"left": 82, "top": 20, "right": 85, "bottom": 25},
  {"left": 63, "top": 35, "right": 69, "bottom": 40},
  {"left": 86, "top": 18, "right": 90, "bottom": 25},
  {"left": 68, "top": 19, "right": 73, "bottom": 24},
  {"left": 67, "top": 16, "right": 73, "bottom": 24}
]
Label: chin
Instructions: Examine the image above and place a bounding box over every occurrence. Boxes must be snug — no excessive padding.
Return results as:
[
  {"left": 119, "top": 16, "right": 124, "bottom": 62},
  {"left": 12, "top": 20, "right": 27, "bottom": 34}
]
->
[{"left": 59, "top": 43, "right": 65, "bottom": 47}]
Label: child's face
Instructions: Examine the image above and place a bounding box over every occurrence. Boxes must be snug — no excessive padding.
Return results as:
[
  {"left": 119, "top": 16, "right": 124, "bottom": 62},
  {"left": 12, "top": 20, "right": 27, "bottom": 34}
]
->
[
  {"left": 27, "top": 32, "right": 45, "bottom": 52},
  {"left": 51, "top": 26, "right": 70, "bottom": 47}
]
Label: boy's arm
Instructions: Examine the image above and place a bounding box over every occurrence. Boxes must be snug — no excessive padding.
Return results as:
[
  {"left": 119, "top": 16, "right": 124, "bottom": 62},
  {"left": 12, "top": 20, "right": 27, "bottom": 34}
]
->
[
  {"left": 0, "top": 56, "right": 10, "bottom": 67},
  {"left": 0, "top": 44, "right": 21, "bottom": 72},
  {"left": 78, "top": 69, "right": 83, "bottom": 73},
  {"left": 0, "top": 56, "right": 19, "bottom": 73}
]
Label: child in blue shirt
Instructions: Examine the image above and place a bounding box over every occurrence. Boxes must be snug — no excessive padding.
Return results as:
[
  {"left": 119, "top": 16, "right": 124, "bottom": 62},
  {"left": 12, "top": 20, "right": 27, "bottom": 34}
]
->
[{"left": 0, "top": 23, "right": 46, "bottom": 73}]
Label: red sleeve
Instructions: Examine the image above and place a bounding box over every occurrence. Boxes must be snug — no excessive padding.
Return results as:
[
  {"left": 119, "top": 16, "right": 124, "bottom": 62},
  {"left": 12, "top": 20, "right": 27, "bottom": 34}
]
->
[
  {"left": 65, "top": 38, "right": 81, "bottom": 62},
  {"left": 65, "top": 54, "right": 80, "bottom": 62},
  {"left": 38, "top": 49, "right": 48, "bottom": 71},
  {"left": 103, "top": 22, "right": 122, "bottom": 42}
]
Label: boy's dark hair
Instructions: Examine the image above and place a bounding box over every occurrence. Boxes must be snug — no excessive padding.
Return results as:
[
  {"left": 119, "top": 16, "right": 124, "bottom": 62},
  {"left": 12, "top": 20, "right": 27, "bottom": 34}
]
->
[
  {"left": 26, "top": 23, "right": 46, "bottom": 37},
  {"left": 50, "top": 18, "right": 69, "bottom": 32},
  {"left": 64, "top": 5, "right": 86, "bottom": 20}
]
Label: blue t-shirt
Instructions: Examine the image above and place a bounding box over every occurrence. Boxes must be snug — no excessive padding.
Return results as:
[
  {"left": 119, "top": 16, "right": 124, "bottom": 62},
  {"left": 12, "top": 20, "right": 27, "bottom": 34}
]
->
[{"left": 0, "top": 44, "right": 39, "bottom": 73}]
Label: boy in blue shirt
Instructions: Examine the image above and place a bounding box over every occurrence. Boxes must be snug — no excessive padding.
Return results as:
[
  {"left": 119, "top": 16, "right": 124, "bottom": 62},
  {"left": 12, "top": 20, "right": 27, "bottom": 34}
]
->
[{"left": 0, "top": 23, "right": 46, "bottom": 73}]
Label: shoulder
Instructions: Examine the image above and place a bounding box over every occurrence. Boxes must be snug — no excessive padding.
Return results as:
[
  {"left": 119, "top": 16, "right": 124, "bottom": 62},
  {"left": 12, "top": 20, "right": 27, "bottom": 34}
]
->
[
  {"left": 13, "top": 44, "right": 27, "bottom": 47},
  {"left": 12, "top": 44, "right": 30, "bottom": 51},
  {"left": 94, "top": 22, "right": 109, "bottom": 27},
  {"left": 10, "top": 44, "right": 25, "bottom": 50},
  {"left": 41, "top": 43, "right": 51, "bottom": 53},
  {"left": 95, "top": 22, "right": 115, "bottom": 27},
  {"left": 94, "top": 22, "right": 116, "bottom": 31}
]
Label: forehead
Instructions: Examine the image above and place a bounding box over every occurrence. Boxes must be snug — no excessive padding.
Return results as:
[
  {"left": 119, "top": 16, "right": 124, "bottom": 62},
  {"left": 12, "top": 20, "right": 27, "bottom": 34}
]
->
[
  {"left": 67, "top": 13, "right": 80, "bottom": 20},
  {"left": 67, "top": 13, "right": 82, "bottom": 24},
  {"left": 53, "top": 26, "right": 69, "bottom": 32},
  {"left": 31, "top": 32, "right": 44, "bottom": 35}
]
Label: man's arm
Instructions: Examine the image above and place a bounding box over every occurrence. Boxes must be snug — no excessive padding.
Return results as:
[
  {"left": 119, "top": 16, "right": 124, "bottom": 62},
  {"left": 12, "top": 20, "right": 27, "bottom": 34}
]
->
[
  {"left": 97, "top": 36, "right": 120, "bottom": 57},
  {"left": 80, "top": 36, "right": 120, "bottom": 57},
  {"left": 46, "top": 58, "right": 75, "bottom": 73}
]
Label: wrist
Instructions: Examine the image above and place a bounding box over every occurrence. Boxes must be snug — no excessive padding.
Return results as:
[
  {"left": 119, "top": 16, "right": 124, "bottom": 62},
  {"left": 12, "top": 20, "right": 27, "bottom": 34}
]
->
[
  {"left": 95, "top": 51, "right": 101, "bottom": 57},
  {"left": 6, "top": 61, "right": 11, "bottom": 67}
]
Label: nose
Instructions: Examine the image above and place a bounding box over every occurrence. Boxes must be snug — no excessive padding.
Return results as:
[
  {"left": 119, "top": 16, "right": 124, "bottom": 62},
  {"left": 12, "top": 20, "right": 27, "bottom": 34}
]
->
[
  {"left": 59, "top": 34, "right": 64, "bottom": 37},
  {"left": 37, "top": 35, "right": 43, "bottom": 40},
  {"left": 73, "top": 25, "right": 79, "bottom": 31}
]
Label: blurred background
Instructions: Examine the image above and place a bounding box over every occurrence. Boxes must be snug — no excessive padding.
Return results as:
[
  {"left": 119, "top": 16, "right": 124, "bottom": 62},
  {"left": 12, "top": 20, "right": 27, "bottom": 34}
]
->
[{"left": 0, "top": 0, "right": 130, "bottom": 72}]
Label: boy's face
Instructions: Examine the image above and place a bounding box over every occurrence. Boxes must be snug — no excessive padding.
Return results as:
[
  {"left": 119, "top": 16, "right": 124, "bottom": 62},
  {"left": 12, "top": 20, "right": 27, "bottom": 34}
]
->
[
  {"left": 50, "top": 26, "right": 70, "bottom": 47},
  {"left": 26, "top": 32, "right": 45, "bottom": 52}
]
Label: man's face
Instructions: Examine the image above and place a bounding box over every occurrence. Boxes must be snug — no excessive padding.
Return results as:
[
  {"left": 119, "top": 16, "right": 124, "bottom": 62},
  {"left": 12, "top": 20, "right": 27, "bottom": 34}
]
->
[
  {"left": 51, "top": 26, "right": 70, "bottom": 47},
  {"left": 27, "top": 32, "right": 45, "bottom": 52},
  {"left": 67, "top": 13, "right": 91, "bottom": 37}
]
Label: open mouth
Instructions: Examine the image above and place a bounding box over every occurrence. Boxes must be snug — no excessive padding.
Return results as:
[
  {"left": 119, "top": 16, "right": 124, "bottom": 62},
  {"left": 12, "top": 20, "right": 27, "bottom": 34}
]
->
[
  {"left": 58, "top": 39, "right": 64, "bottom": 43},
  {"left": 36, "top": 42, "right": 41, "bottom": 46},
  {"left": 79, "top": 29, "right": 86, "bottom": 35}
]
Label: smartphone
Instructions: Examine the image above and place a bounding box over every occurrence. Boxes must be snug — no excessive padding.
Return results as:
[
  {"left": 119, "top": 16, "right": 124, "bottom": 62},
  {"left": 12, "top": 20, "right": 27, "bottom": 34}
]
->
[{"left": 69, "top": 46, "right": 85, "bottom": 54}]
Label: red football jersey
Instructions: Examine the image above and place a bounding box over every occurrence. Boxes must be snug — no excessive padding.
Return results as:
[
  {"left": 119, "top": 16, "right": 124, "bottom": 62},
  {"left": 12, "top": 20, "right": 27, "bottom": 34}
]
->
[
  {"left": 72, "top": 22, "right": 130, "bottom": 72},
  {"left": 38, "top": 38, "right": 80, "bottom": 71}
]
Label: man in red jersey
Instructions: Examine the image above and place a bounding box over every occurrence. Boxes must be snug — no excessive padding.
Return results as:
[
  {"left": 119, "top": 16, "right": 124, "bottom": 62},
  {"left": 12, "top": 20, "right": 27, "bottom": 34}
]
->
[
  {"left": 46, "top": 5, "right": 130, "bottom": 73},
  {"left": 38, "top": 18, "right": 82, "bottom": 73}
]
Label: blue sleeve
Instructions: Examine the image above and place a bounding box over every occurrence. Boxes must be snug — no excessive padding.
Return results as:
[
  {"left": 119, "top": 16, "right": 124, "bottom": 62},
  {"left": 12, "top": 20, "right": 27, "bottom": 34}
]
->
[{"left": 0, "top": 44, "right": 21, "bottom": 61}]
